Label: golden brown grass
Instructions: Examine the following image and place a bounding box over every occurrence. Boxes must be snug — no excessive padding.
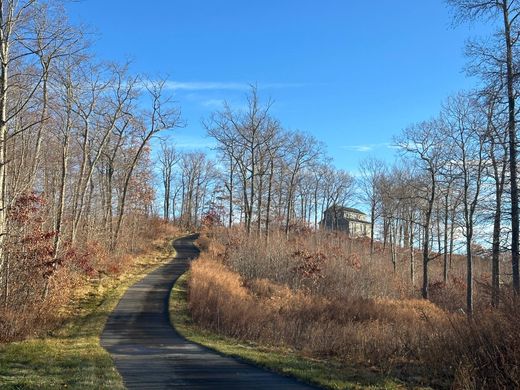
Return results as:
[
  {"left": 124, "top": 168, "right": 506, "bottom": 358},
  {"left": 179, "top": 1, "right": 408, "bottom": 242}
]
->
[
  {"left": 173, "top": 272, "right": 410, "bottom": 389},
  {"left": 188, "top": 256, "right": 450, "bottom": 387},
  {"left": 187, "top": 229, "right": 519, "bottom": 389}
]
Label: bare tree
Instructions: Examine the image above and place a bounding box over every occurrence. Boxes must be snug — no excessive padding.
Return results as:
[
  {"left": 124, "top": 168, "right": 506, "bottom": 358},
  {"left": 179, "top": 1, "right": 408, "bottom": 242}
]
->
[
  {"left": 359, "top": 157, "right": 386, "bottom": 256},
  {"left": 283, "top": 131, "right": 322, "bottom": 236},
  {"left": 448, "top": 0, "right": 520, "bottom": 293},
  {"left": 205, "top": 86, "right": 278, "bottom": 234},
  {"left": 28, "top": 2, "right": 83, "bottom": 189},
  {"left": 159, "top": 141, "right": 178, "bottom": 221},
  {"left": 441, "top": 92, "right": 487, "bottom": 314},
  {"left": 483, "top": 88, "right": 509, "bottom": 306},
  {"left": 0, "top": 0, "right": 46, "bottom": 290},
  {"left": 396, "top": 119, "right": 445, "bottom": 299},
  {"left": 112, "top": 79, "right": 182, "bottom": 249},
  {"left": 70, "top": 64, "right": 135, "bottom": 244}
]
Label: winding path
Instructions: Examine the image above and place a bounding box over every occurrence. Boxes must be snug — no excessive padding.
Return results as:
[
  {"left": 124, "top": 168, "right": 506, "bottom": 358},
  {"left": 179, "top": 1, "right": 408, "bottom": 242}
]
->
[{"left": 101, "top": 234, "right": 316, "bottom": 389}]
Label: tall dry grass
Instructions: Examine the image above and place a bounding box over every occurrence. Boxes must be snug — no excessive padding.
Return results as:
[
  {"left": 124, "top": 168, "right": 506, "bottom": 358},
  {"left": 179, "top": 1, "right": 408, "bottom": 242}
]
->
[
  {"left": 217, "top": 229, "right": 497, "bottom": 309},
  {"left": 187, "top": 229, "right": 519, "bottom": 388},
  {"left": 190, "top": 256, "right": 447, "bottom": 365}
]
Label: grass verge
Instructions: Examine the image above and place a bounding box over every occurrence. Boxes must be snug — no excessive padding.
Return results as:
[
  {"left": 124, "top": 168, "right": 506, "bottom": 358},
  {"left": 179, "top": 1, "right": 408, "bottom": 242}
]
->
[
  {"left": 169, "top": 272, "right": 411, "bottom": 390},
  {"left": 0, "top": 237, "right": 177, "bottom": 389}
]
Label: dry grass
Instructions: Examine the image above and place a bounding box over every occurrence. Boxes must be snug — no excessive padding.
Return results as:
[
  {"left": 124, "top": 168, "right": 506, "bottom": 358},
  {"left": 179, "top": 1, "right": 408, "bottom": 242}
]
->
[
  {"left": 172, "top": 272, "right": 409, "bottom": 389},
  {"left": 188, "top": 256, "right": 450, "bottom": 387},
  {"left": 187, "top": 229, "right": 519, "bottom": 389},
  {"left": 437, "top": 298, "right": 520, "bottom": 389}
]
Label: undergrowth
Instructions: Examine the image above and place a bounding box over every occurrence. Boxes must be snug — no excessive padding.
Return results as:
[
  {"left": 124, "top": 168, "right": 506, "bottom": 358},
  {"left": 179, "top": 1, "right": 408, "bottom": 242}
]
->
[
  {"left": 170, "top": 272, "right": 411, "bottom": 390},
  {"left": 184, "top": 229, "right": 520, "bottom": 389},
  {"left": 0, "top": 224, "right": 179, "bottom": 389}
]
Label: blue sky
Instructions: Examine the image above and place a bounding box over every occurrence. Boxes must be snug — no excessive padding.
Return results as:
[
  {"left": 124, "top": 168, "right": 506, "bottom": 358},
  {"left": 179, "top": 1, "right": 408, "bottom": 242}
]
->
[{"left": 67, "top": 0, "right": 489, "bottom": 173}]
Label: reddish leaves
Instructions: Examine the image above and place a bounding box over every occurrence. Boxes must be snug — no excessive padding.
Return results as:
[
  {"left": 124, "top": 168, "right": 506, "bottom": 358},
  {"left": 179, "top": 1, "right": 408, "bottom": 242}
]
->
[
  {"left": 9, "top": 192, "right": 46, "bottom": 224},
  {"left": 7, "top": 192, "right": 56, "bottom": 278},
  {"left": 201, "top": 209, "right": 223, "bottom": 228},
  {"left": 292, "top": 249, "right": 326, "bottom": 280}
]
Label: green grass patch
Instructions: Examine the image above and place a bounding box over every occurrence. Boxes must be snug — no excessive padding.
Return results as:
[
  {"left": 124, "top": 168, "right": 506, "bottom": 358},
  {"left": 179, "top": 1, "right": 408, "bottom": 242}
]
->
[
  {"left": 169, "top": 272, "right": 411, "bottom": 390},
  {"left": 0, "top": 237, "right": 177, "bottom": 389}
]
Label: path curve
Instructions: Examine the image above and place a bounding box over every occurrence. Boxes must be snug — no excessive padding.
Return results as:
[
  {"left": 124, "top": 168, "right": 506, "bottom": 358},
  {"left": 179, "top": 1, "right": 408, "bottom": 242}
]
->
[{"left": 101, "top": 234, "right": 316, "bottom": 389}]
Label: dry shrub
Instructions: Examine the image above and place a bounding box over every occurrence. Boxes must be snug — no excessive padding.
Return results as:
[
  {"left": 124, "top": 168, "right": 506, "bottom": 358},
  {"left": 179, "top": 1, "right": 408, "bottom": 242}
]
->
[
  {"left": 113, "top": 216, "right": 180, "bottom": 256},
  {"left": 187, "top": 229, "right": 520, "bottom": 388},
  {"left": 428, "top": 277, "right": 467, "bottom": 311},
  {"left": 189, "top": 257, "right": 255, "bottom": 337},
  {"left": 0, "top": 265, "right": 79, "bottom": 341},
  {"left": 435, "top": 299, "right": 520, "bottom": 389},
  {"left": 217, "top": 229, "right": 497, "bottom": 311},
  {"left": 0, "top": 212, "right": 179, "bottom": 342},
  {"left": 218, "top": 229, "right": 414, "bottom": 301},
  {"left": 0, "top": 306, "right": 48, "bottom": 341},
  {"left": 188, "top": 256, "right": 449, "bottom": 370},
  {"left": 195, "top": 235, "right": 211, "bottom": 252}
]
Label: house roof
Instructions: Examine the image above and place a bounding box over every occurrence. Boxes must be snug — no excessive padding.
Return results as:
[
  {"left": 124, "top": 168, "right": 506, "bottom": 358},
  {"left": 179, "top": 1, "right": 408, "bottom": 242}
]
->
[{"left": 324, "top": 205, "right": 366, "bottom": 216}]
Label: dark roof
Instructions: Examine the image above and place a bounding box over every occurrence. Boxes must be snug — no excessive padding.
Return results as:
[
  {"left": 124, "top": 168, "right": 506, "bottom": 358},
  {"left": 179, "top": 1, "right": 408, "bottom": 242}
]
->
[{"left": 324, "top": 205, "right": 366, "bottom": 216}]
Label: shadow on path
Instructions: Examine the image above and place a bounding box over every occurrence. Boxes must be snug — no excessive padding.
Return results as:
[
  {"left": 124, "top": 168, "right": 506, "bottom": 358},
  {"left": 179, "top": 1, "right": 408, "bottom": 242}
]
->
[{"left": 101, "top": 234, "right": 317, "bottom": 389}]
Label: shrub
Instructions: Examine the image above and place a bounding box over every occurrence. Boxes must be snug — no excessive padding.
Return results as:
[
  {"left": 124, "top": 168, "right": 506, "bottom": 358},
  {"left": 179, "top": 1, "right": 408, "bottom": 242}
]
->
[
  {"left": 189, "top": 256, "right": 451, "bottom": 377},
  {"left": 187, "top": 229, "right": 519, "bottom": 388},
  {"left": 0, "top": 203, "right": 178, "bottom": 342}
]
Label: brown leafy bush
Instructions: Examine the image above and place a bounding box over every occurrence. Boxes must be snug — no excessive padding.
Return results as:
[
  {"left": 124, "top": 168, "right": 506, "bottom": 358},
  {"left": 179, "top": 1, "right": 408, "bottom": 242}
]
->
[
  {"left": 437, "top": 298, "right": 520, "bottom": 389},
  {"left": 195, "top": 236, "right": 211, "bottom": 252},
  {"left": 0, "top": 196, "right": 178, "bottom": 342}
]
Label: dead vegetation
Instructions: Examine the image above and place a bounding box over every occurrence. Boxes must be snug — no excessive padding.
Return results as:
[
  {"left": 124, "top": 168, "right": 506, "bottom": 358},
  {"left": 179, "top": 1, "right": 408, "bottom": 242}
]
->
[
  {"left": 0, "top": 219, "right": 180, "bottom": 343},
  {"left": 187, "top": 229, "right": 520, "bottom": 389}
]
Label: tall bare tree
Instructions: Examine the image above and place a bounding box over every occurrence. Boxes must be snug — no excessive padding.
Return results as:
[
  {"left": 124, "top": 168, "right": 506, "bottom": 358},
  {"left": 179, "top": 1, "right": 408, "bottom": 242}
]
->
[
  {"left": 159, "top": 141, "right": 178, "bottom": 221},
  {"left": 441, "top": 92, "right": 487, "bottom": 314},
  {"left": 112, "top": 79, "right": 182, "bottom": 249},
  {"left": 448, "top": 0, "right": 520, "bottom": 293},
  {"left": 396, "top": 120, "right": 444, "bottom": 299},
  {"left": 359, "top": 157, "right": 386, "bottom": 255}
]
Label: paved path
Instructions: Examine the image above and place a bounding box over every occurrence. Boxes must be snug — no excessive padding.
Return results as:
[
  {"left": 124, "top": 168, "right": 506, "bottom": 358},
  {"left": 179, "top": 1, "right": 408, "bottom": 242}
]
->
[{"left": 101, "top": 234, "right": 316, "bottom": 389}]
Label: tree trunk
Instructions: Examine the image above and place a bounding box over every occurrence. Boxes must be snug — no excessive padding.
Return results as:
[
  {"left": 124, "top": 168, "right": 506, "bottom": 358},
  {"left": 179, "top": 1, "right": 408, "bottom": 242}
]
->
[
  {"left": 502, "top": 1, "right": 520, "bottom": 293},
  {"left": 265, "top": 158, "right": 274, "bottom": 240},
  {"left": 422, "top": 181, "right": 435, "bottom": 300},
  {"left": 46, "top": 82, "right": 72, "bottom": 298},
  {"left": 410, "top": 219, "right": 415, "bottom": 287},
  {"left": 228, "top": 157, "right": 233, "bottom": 228},
  {"left": 370, "top": 200, "right": 375, "bottom": 256},
  {"left": 466, "top": 227, "right": 473, "bottom": 315},
  {"left": 0, "top": 33, "right": 9, "bottom": 306},
  {"left": 492, "top": 199, "right": 501, "bottom": 307},
  {"left": 443, "top": 191, "right": 450, "bottom": 283}
]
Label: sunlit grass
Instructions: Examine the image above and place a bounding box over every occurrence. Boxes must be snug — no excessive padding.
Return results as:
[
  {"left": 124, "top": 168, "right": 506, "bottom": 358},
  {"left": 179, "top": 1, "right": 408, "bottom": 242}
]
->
[
  {"left": 0, "top": 237, "right": 176, "bottom": 389},
  {"left": 169, "top": 272, "right": 411, "bottom": 390}
]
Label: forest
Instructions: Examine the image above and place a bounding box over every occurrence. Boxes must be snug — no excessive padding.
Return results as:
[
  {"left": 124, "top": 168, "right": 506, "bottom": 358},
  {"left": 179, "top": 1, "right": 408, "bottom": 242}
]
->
[
  {"left": 0, "top": 0, "right": 182, "bottom": 340},
  {"left": 1, "top": 0, "right": 520, "bottom": 389}
]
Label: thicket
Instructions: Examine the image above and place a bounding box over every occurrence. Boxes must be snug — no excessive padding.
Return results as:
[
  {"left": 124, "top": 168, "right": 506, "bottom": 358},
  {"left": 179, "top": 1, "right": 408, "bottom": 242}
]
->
[
  {"left": 0, "top": 217, "right": 177, "bottom": 342},
  {"left": 188, "top": 229, "right": 520, "bottom": 389},
  {"left": 0, "top": 1, "right": 180, "bottom": 342}
]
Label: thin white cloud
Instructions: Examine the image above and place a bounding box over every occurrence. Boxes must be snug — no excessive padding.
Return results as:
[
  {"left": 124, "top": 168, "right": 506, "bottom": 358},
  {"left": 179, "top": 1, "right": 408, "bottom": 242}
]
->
[
  {"left": 346, "top": 145, "right": 374, "bottom": 152},
  {"left": 164, "top": 81, "right": 247, "bottom": 91},
  {"left": 263, "top": 82, "right": 309, "bottom": 89},
  {"left": 201, "top": 98, "right": 225, "bottom": 108},
  {"left": 343, "top": 142, "right": 391, "bottom": 152},
  {"left": 174, "top": 135, "right": 216, "bottom": 149},
  {"left": 162, "top": 81, "right": 309, "bottom": 92}
]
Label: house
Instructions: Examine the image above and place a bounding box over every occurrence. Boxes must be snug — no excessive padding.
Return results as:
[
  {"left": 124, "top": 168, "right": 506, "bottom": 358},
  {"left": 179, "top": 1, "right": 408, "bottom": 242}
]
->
[{"left": 320, "top": 205, "right": 371, "bottom": 237}]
